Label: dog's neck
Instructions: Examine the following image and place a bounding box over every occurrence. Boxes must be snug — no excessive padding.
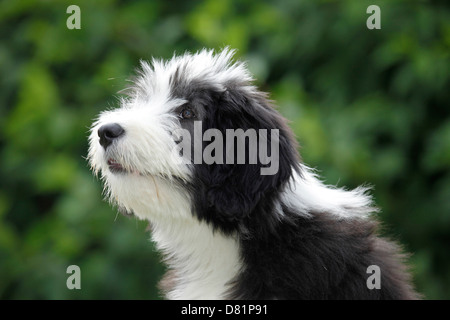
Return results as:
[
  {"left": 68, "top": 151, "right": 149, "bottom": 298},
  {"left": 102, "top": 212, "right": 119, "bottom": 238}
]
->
[{"left": 149, "top": 216, "right": 241, "bottom": 299}]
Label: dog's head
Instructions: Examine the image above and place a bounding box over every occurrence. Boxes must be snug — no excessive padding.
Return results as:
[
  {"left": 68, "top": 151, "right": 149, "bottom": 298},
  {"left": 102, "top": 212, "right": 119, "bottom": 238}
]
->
[{"left": 88, "top": 48, "right": 300, "bottom": 231}]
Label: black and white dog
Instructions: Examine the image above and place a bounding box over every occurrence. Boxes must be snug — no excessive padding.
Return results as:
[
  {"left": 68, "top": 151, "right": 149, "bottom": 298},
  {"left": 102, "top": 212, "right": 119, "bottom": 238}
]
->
[{"left": 88, "top": 48, "right": 419, "bottom": 299}]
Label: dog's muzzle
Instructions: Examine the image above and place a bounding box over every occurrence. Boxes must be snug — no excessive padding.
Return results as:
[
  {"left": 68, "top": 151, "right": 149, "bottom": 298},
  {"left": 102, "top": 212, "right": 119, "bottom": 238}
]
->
[
  {"left": 98, "top": 123, "right": 128, "bottom": 174},
  {"left": 98, "top": 123, "right": 125, "bottom": 150}
]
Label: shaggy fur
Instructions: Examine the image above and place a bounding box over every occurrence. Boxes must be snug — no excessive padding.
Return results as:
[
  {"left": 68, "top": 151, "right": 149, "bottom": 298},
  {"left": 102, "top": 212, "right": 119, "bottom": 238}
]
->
[{"left": 88, "top": 48, "right": 420, "bottom": 299}]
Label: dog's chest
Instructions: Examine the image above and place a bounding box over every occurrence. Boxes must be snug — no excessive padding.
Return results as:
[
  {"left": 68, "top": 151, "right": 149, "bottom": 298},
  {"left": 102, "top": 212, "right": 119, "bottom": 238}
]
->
[{"left": 151, "top": 219, "right": 242, "bottom": 299}]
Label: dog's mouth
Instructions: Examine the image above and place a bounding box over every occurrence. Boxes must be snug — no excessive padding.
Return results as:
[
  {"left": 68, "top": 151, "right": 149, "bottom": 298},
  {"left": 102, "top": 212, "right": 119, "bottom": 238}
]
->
[
  {"left": 106, "top": 158, "right": 184, "bottom": 182},
  {"left": 107, "top": 158, "right": 127, "bottom": 174}
]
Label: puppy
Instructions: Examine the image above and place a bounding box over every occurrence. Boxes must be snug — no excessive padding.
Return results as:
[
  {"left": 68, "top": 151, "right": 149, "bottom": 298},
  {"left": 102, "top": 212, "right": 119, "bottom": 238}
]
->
[{"left": 88, "top": 48, "right": 419, "bottom": 299}]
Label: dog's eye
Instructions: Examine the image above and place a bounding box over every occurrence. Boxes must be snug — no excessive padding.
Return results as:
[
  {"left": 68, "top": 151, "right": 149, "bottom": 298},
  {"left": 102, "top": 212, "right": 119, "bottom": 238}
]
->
[{"left": 179, "top": 108, "right": 195, "bottom": 120}]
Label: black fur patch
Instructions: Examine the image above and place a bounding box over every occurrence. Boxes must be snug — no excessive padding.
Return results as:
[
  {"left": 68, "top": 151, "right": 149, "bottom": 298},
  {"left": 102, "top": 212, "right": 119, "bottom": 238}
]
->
[
  {"left": 229, "top": 208, "right": 419, "bottom": 299},
  {"left": 192, "top": 88, "right": 300, "bottom": 233}
]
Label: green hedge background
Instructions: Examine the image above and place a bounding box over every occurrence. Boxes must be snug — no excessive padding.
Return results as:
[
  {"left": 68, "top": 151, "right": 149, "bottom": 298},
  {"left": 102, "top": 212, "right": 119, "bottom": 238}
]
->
[{"left": 0, "top": 0, "right": 449, "bottom": 299}]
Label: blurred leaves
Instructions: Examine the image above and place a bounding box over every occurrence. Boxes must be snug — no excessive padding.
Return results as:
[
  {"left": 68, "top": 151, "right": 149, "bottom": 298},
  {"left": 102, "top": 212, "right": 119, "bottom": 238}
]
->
[{"left": 0, "top": 0, "right": 449, "bottom": 299}]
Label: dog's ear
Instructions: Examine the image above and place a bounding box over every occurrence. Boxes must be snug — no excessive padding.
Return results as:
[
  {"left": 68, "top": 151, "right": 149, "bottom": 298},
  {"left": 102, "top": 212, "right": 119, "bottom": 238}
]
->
[{"left": 193, "top": 90, "right": 300, "bottom": 231}]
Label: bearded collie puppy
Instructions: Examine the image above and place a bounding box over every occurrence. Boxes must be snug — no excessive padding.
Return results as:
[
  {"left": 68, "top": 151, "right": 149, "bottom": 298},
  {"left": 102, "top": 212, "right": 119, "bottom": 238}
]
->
[{"left": 88, "top": 48, "right": 419, "bottom": 300}]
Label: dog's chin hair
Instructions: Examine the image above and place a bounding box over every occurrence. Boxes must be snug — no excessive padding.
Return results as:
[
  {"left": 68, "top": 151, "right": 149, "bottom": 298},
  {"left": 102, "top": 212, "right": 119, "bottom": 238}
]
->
[{"left": 102, "top": 173, "right": 192, "bottom": 221}]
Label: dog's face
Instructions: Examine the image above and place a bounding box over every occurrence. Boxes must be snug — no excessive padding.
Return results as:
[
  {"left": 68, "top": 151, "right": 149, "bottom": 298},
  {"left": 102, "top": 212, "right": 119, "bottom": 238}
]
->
[{"left": 88, "top": 48, "right": 299, "bottom": 230}]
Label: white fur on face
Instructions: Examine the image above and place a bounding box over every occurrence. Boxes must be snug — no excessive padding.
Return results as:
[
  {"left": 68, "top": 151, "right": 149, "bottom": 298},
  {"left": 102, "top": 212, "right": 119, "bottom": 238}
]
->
[{"left": 88, "top": 93, "right": 192, "bottom": 220}]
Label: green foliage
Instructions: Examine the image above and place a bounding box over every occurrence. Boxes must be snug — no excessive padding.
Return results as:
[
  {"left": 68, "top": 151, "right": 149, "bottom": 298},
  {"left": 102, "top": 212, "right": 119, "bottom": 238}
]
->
[{"left": 0, "top": 0, "right": 449, "bottom": 299}]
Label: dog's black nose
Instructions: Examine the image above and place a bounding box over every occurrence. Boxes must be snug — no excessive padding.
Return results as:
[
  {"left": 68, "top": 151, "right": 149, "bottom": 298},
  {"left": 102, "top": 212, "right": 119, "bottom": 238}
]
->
[{"left": 98, "top": 123, "right": 125, "bottom": 150}]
